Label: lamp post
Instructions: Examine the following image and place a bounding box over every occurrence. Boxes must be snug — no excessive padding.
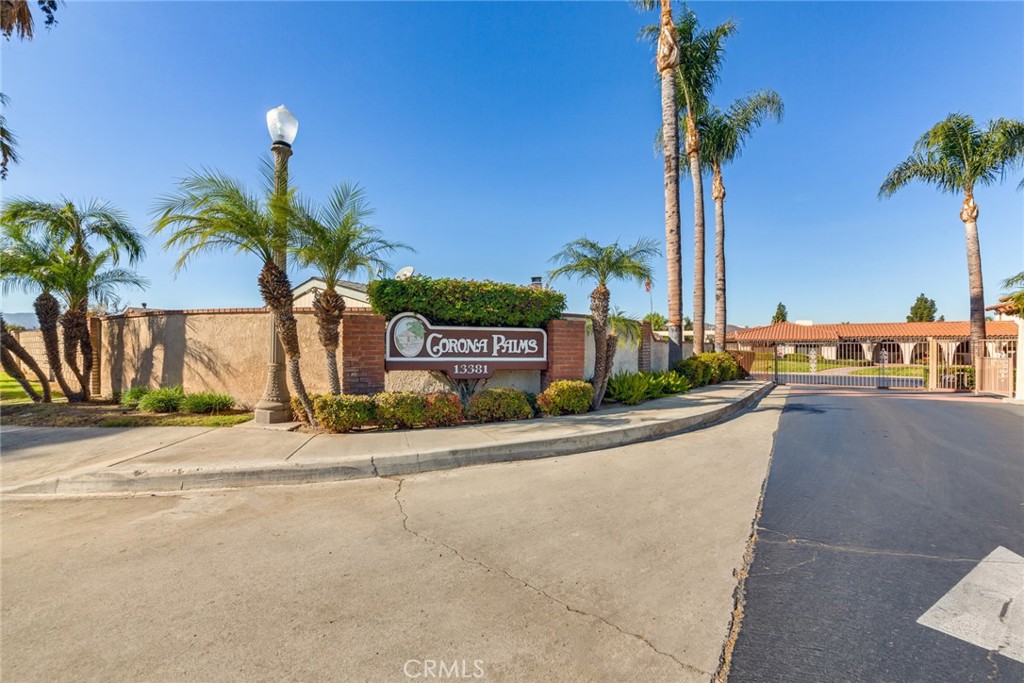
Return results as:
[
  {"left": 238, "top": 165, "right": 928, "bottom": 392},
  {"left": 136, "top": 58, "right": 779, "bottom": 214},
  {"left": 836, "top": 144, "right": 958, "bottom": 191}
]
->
[{"left": 253, "top": 105, "right": 299, "bottom": 424}]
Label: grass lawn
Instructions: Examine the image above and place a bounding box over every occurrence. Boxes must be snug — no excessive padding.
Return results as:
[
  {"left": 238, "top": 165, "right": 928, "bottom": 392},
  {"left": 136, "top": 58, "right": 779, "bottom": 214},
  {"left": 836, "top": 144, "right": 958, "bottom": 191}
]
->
[
  {"left": 0, "top": 372, "right": 62, "bottom": 404},
  {"left": 750, "top": 358, "right": 870, "bottom": 373},
  {"left": 850, "top": 366, "right": 925, "bottom": 377},
  {"left": 1, "top": 372, "right": 252, "bottom": 427}
]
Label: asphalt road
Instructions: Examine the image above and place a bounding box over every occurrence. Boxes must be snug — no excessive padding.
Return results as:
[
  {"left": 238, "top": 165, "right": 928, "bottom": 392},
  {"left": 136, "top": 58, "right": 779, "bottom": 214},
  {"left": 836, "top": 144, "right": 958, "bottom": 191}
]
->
[{"left": 729, "top": 388, "right": 1024, "bottom": 683}]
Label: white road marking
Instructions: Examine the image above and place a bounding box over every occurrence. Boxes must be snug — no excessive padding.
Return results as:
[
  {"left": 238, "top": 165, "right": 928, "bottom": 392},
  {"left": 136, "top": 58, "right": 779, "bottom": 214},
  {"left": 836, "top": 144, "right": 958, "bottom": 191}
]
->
[{"left": 917, "top": 546, "right": 1024, "bottom": 663}]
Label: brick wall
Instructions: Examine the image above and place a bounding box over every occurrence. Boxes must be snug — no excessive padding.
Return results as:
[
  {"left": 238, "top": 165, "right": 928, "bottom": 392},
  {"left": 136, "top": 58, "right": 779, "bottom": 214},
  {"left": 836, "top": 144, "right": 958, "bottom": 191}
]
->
[
  {"left": 638, "top": 321, "right": 653, "bottom": 373},
  {"left": 542, "top": 317, "right": 587, "bottom": 388},
  {"left": 340, "top": 311, "right": 386, "bottom": 395}
]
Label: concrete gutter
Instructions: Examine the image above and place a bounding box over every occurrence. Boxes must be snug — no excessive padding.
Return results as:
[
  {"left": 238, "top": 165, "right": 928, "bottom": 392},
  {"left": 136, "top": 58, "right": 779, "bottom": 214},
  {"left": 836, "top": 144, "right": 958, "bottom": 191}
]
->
[{"left": 4, "top": 381, "right": 773, "bottom": 496}]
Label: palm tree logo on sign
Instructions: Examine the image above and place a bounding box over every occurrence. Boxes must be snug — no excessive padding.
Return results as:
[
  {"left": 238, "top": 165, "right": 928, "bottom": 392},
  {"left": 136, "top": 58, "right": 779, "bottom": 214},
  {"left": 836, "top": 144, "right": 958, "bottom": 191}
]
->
[{"left": 394, "top": 317, "right": 426, "bottom": 358}]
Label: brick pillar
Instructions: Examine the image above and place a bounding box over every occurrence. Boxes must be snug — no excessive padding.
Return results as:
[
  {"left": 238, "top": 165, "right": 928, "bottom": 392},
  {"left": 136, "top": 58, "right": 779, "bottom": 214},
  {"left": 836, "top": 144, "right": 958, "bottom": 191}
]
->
[
  {"left": 341, "top": 312, "right": 386, "bottom": 395},
  {"left": 638, "top": 321, "right": 653, "bottom": 373},
  {"left": 542, "top": 318, "right": 587, "bottom": 388}
]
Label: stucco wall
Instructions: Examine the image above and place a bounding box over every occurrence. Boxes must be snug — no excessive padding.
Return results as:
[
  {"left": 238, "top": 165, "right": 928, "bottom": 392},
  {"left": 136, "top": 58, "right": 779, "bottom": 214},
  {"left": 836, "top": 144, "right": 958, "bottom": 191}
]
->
[
  {"left": 100, "top": 310, "right": 336, "bottom": 408},
  {"left": 583, "top": 325, "right": 642, "bottom": 379}
]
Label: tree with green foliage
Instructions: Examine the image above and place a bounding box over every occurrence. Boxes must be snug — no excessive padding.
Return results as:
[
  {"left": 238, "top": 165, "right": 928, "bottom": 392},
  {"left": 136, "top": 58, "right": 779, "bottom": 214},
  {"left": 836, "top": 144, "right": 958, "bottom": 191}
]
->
[
  {"left": 643, "top": 311, "right": 668, "bottom": 331},
  {"left": 549, "top": 237, "right": 660, "bottom": 409},
  {"left": 880, "top": 114, "right": 1024, "bottom": 369},
  {"left": 698, "top": 90, "right": 784, "bottom": 350},
  {"left": 906, "top": 293, "right": 939, "bottom": 322},
  {"left": 1, "top": 197, "right": 145, "bottom": 400},
  {"left": 771, "top": 302, "right": 787, "bottom": 324},
  {"left": 153, "top": 167, "right": 317, "bottom": 424},
  {"left": 292, "top": 182, "right": 411, "bottom": 394},
  {"left": 999, "top": 272, "right": 1024, "bottom": 316}
]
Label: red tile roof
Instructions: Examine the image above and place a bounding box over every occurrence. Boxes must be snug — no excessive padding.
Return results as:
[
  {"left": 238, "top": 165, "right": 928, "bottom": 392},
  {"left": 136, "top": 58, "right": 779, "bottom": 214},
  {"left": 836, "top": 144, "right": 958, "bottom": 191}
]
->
[{"left": 731, "top": 320, "right": 1019, "bottom": 342}]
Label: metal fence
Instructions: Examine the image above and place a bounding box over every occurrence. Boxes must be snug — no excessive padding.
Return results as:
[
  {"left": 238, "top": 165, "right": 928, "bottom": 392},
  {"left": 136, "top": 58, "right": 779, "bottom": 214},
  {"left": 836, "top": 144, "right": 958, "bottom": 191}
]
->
[{"left": 736, "top": 337, "right": 1016, "bottom": 394}]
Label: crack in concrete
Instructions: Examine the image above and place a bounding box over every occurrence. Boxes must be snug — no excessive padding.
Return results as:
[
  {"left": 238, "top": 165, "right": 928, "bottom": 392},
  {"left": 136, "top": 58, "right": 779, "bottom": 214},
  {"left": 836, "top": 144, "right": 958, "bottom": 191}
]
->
[
  {"left": 752, "top": 551, "right": 820, "bottom": 579},
  {"left": 986, "top": 649, "right": 1000, "bottom": 681},
  {"left": 370, "top": 456, "right": 380, "bottom": 478},
  {"left": 387, "top": 477, "right": 708, "bottom": 678},
  {"left": 756, "top": 527, "right": 986, "bottom": 564},
  {"left": 998, "top": 597, "right": 1012, "bottom": 623}
]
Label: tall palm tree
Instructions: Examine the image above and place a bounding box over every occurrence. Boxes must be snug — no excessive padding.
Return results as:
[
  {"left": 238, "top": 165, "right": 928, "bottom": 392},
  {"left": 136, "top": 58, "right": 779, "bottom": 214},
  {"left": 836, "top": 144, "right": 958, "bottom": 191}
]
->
[
  {"left": 634, "top": 0, "right": 683, "bottom": 364},
  {"left": 698, "top": 91, "right": 783, "bottom": 350},
  {"left": 2, "top": 197, "right": 145, "bottom": 398},
  {"left": 292, "top": 183, "right": 410, "bottom": 394},
  {"left": 0, "top": 314, "right": 50, "bottom": 402},
  {"left": 675, "top": 9, "right": 735, "bottom": 354},
  {"left": 152, "top": 169, "right": 317, "bottom": 424},
  {"left": 0, "top": 92, "right": 18, "bottom": 180},
  {"left": 549, "top": 237, "right": 660, "bottom": 408},
  {"left": 0, "top": 222, "right": 80, "bottom": 400},
  {"left": 880, "top": 114, "right": 1024, "bottom": 371}
]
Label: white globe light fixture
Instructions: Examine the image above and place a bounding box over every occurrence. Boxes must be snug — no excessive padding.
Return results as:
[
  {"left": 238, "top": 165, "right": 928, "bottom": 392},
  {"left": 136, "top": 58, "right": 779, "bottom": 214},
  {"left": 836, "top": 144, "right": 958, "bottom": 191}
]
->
[{"left": 266, "top": 105, "right": 298, "bottom": 148}]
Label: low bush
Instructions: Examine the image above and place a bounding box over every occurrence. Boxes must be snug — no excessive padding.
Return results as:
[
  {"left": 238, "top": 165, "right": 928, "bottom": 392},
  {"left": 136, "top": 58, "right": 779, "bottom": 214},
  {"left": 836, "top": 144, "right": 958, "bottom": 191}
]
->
[
  {"left": 923, "top": 365, "right": 976, "bottom": 391},
  {"left": 675, "top": 357, "right": 712, "bottom": 387},
  {"left": 536, "top": 380, "right": 593, "bottom": 416},
  {"left": 606, "top": 371, "right": 691, "bottom": 405},
  {"left": 119, "top": 385, "right": 152, "bottom": 409},
  {"left": 465, "top": 387, "right": 533, "bottom": 423},
  {"left": 137, "top": 385, "right": 185, "bottom": 413},
  {"left": 374, "top": 392, "right": 428, "bottom": 429},
  {"left": 675, "top": 353, "right": 744, "bottom": 387},
  {"left": 313, "top": 394, "right": 377, "bottom": 433},
  {"left": 291, "top": 395, "right": 326, "bottom": 424},
  {"left": 649, "top": 370, "right": 691, "bottom": 395},
  {"left": 424, "top": 392, "right": 464, "bottom": 427},
  {"left": 180, "top": 392, "right": 235, "bottom": 414}
]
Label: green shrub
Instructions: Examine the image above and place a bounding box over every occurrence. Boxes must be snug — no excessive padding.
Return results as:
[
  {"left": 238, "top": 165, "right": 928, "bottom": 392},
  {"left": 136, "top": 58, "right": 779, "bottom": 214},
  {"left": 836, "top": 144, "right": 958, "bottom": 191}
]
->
[
  {"left": 424, "top": 392, "right": 464, "bottom": 427},
  {"left": 291, "top": 395, "right": 326, "bottom": 424},
  {"left": 696, "top": 352, "right": 745, "bottom": 383},
  {"left": 465, "top": 387, "right": 533, "bottom": 423},
  {"left": 605, "top": 371, "right": 651, "bottom": 405},
  {"left": 374, "top": 392, "right": 428, "bottom": 429},
  {"left": 675, "top": 357, "right": 712, "bottom": 387},
  {"left": 137, "top": 385, "right": 184, "bottom": 413},
  {"left": 313, "top": 394, "right": 376, "bottom": 433},
  {"left": 180, "top": 392, "right": 235, "bottom": 414},
  {"left": 923, "top": 365, "right": 975, "bottom": 391},
  {"left": 652, "top": 370, "right": 691, "bottom": 395},
  {"left": 119, "top": 385, "right": 152, "bottom": 409},
  {"left": 537, "top": 380, "right": 593, "bottom": 416},
  {"left": 368, "top": 276, "right": 566, "bottom": 328}
]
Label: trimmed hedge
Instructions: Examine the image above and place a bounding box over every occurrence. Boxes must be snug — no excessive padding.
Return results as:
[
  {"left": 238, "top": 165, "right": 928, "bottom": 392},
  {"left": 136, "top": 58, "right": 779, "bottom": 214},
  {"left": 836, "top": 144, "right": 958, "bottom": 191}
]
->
[
  {"left": 374, "top": 392, "right": 428, "bottom": 430},
  {"left": 314, "top": 394, "right": 377, "bottom": 433},
  {"left": 424, "top": 392, "right": 464, "bottom": 427},
  {"left": 465, "top": 387, "right": 533, "bottom": 423},
  {"left": 675, "top": 352, "right": 746, "bottom": 388},
  {"left": 368, "top": 276, "right": 566, "bottom": 328},
  {"left": 537, "top": 380, "right": 593, "bottom": 416}
]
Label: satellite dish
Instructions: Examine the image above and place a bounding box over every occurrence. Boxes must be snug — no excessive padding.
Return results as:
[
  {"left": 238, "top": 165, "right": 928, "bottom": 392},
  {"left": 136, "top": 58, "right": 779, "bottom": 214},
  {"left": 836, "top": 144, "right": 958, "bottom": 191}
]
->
[{"left": 395, "top": 266, "right": 416, "bottom": 281}]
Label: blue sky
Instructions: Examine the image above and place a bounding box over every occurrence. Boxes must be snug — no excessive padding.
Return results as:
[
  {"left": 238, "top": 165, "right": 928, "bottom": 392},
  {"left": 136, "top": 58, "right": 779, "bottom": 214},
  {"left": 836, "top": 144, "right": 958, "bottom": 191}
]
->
[{"left": 2, "top": 1, "right": 1022, "bottom": 326}]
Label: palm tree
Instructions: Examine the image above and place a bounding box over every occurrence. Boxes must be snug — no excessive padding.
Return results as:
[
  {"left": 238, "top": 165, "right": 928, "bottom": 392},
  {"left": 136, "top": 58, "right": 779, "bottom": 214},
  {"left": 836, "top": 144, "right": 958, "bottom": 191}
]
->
[
  {"left": 2, "top": 197, "right": 145, "bottom": 398},
  {"left": 0, "top": 222, "right": 80, "bottom": 400},
  {"left": 698, "top": 91, "right": 783, "bottom": 350},
  {"left": 880, "top": 115, "right": 1024, "bottom": 370},
  {"left": 549, "top": 237, "right": 660, "bottom": 408},
  {"left": 999, "top": 271, "right": 1024, "bottom": 315},
  {"left": 634, "top": 0, "right": 684, "bottom": 364},
  {"left": 0, "top": 93, "right": 18, "bottom": 180},
  {"left": 0, "top": 314, "right": 50, "bottom": 402},
  {"left": 675, "top": 9, "right": 735, "bottom": 354},
  {"left": 152, "top": 168, "right": 317, "bottom": 424},
  {"left": 292, "top": 183, "right": 410, "bottom": 394}
]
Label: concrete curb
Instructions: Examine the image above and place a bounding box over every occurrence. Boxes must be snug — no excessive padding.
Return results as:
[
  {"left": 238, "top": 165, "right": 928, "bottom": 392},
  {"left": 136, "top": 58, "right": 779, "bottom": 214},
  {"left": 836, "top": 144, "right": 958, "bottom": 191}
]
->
[{"left": 6, "top": 382, "right": 774, "bottom": 496}]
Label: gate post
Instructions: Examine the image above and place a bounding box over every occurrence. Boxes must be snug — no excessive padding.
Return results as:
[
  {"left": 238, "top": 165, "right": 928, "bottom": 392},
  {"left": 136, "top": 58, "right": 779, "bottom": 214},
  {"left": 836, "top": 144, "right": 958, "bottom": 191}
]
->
[{"left": 927, "top": 337, "right": 938, "bottom": 391}]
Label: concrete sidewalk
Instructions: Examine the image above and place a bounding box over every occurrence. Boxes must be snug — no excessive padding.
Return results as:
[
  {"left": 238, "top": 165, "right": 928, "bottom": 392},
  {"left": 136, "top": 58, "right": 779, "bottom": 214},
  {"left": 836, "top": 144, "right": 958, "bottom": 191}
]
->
[{"left": 1, "top": 380, "right": 771, "bottom": 496}]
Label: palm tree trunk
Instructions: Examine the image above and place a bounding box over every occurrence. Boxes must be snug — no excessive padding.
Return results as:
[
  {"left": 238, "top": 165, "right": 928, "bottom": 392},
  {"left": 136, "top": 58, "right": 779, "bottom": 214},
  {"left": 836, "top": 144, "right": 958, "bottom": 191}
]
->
[
  {"left": 258, "top": 260, "right": 316, "bottom": 424},
  {"left": 687, "top": 112, "right": 706, "bottom": 355},
  {"left": 0, "top": 344, "right": 40, "bottom": 402},
  {"left": 79, "top": 316, "right": 94, "bottom": 398},
  {"left": 1, "top": 317, "right": 50, "bottom": 402},
  {"left": 590, "top": 285, "right": 611, "bottom": 410},
  {"left": 595, "top": 334, "right": 618, "bottom": 408},
  {"left": 658, "top": 0, "right": 683, "bottom": 365},
  {"left": 35, "top": 292, "right": 79, "bottom": 401},
  {"left": 325, "top": 350, "right": 340, "bottom": 396},
  {"left": 313, "top": 288, "right": 345, "bottom": 395},
  {"left": 712, "top": 165, "right": 726, "bottom": 352},
  {"left": 60, "top": 308, "right": 88, "bottom": 399},
  {"left": 961, "top": 195, "right": 985, "bottom": 374}
]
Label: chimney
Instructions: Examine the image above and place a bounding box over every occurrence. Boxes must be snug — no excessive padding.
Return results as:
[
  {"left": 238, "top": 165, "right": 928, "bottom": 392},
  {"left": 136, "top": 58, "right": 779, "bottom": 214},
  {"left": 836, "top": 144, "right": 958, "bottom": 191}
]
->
[{"left": 529, "top": 276, "right": 543, "bottom": 290}]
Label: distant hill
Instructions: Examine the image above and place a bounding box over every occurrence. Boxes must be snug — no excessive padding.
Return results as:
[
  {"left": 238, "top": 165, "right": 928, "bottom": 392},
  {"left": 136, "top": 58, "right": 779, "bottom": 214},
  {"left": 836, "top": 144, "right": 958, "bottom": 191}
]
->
[{"left": 1, "top": 312, "right": 39, "bottom": 330}]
